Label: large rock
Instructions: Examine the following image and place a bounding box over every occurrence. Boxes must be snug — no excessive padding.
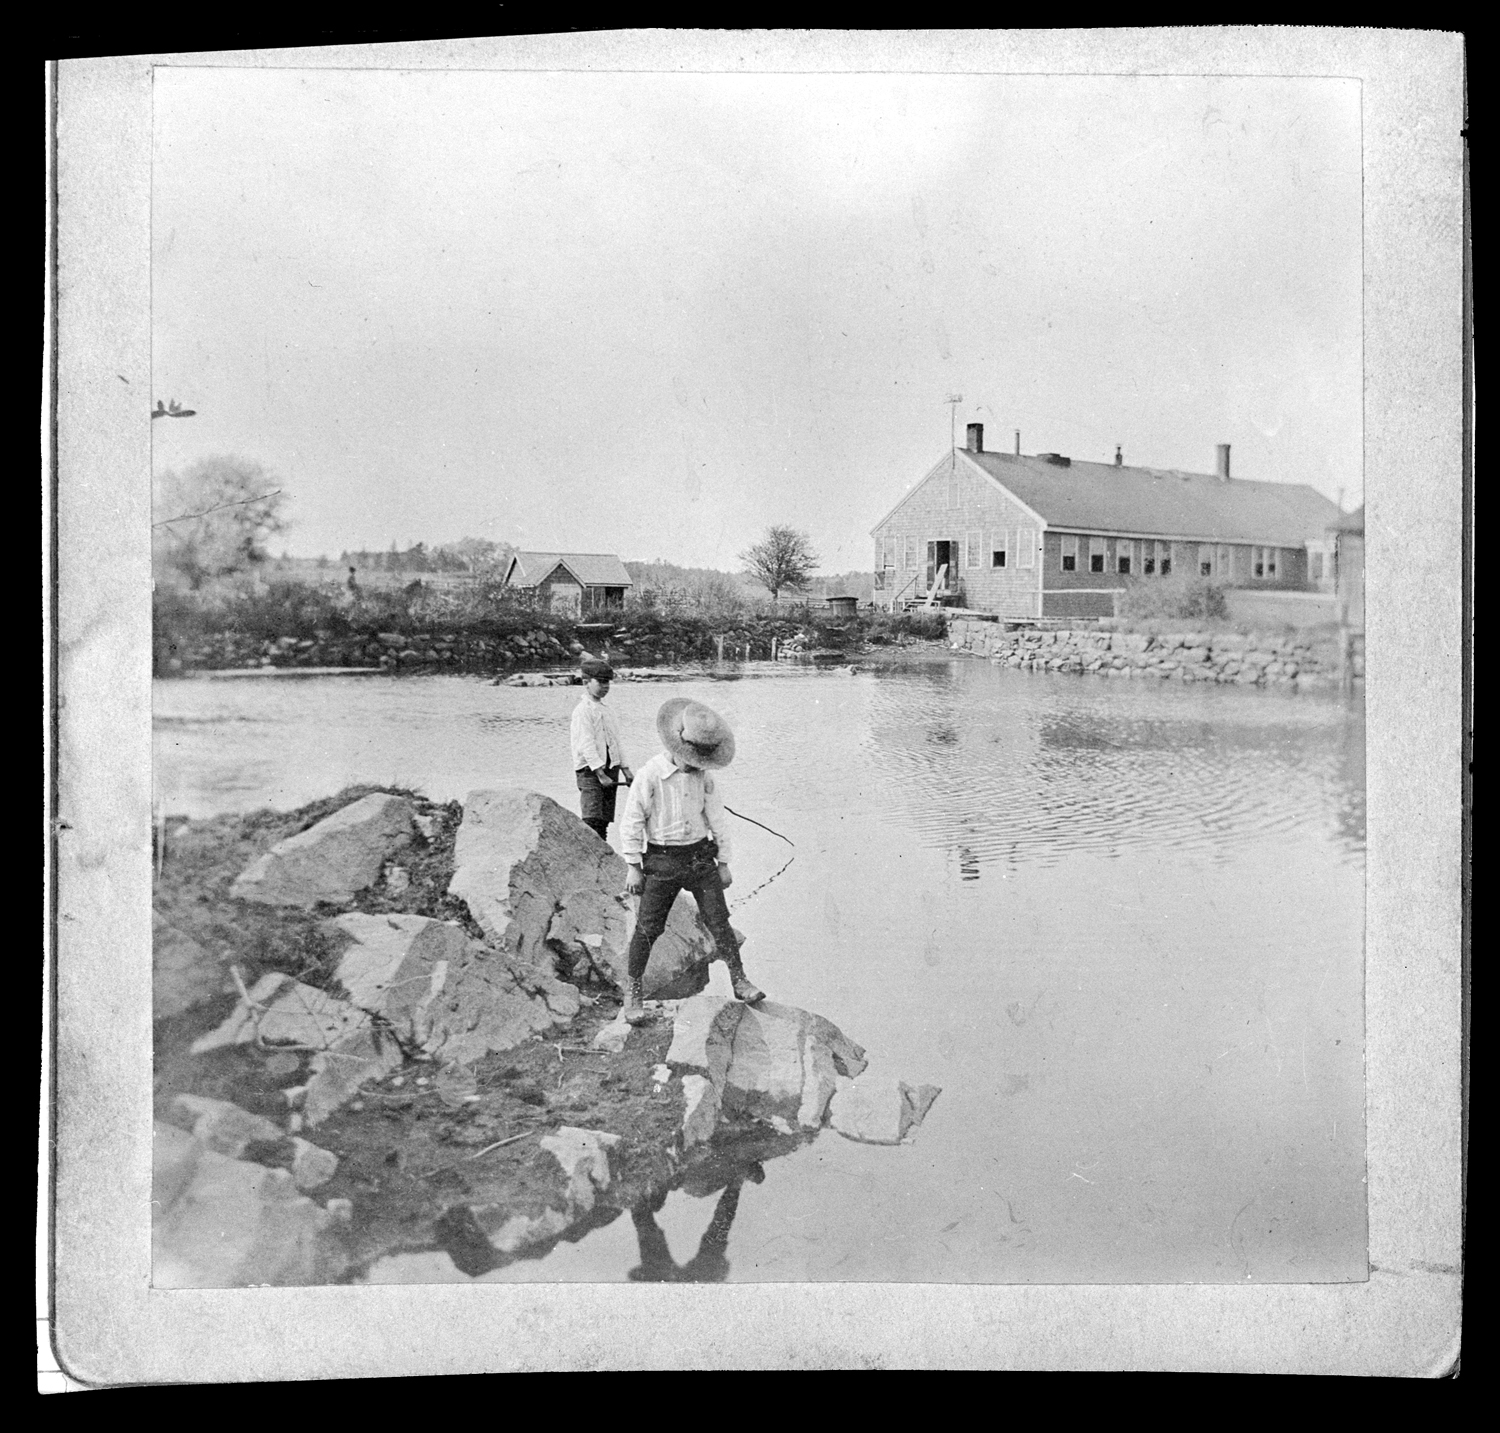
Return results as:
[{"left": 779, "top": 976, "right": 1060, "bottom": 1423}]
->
[
  {"left": 330, "top": 912, "right": 471, "bottom": 1045},
  {"left": 419, "top": 946, "right": 579, "bottom": 1067},
  {"left": 449, "top": 788, "right": 712, "bottom": 1000},
  {"left": 171, "top": 1094, "right": 282, "bottom": 1156},
  {"left": 231, "top": 792, "right": 415, "bottom": 907},
  {"left": 152, "top": 1139, "right": 347, "bottom": 1288},
  {"left": 828, "top": 1073, "right": 942, "bottom": 1146},
  {"left": 153, "top": 914, "right": 233, "bottom": 1020},
  {"left": 303, "top": 1024, "right": 405, "bottom": 1126},
  {"left": 665, "top": 993, "right": 743, "bottom": 1087},
  {"left": 667, "top": 995, "right": 868, "bottom": 1132},
  {"left": 680, "top": 1074, "right": 720, "bottom": 1148},
  {"left": 190, "top": 972, "right": 369, "bottom": 1055}
]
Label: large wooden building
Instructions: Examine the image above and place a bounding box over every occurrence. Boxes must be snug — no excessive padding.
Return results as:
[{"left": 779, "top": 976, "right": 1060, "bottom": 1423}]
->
[
  {"left": 500, "top": 551, "right": 634, "bottom": 615},
  {"left": 870, "top": 424, "right": 1345, "bottom": 620}
]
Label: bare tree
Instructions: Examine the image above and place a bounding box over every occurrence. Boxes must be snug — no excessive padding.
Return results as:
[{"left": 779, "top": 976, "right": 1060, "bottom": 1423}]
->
[
  {"left": 152, "top": 456, "right": 289, "bottom": 590},
  {"left": 739, "top": 524, "right": 820, "bottom": 602}
]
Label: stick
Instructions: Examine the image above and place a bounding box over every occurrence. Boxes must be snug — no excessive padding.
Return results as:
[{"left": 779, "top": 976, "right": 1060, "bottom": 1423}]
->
[
  {"left": 466, "top": 1130, "right": 537, "bottom": 1160},
  {"left": 723, "top": 805, "right": 796, "bottom": 847}
]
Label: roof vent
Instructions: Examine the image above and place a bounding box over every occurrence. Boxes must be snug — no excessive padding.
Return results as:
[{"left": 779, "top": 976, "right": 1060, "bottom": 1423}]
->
[{"left": 1037, "top": 452, "right": 1071, "bottom": 467}]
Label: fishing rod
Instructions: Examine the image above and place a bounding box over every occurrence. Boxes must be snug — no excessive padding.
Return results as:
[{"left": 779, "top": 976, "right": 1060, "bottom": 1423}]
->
[{"left": 723, "top": 806, "right": 795, "bottom": 847}]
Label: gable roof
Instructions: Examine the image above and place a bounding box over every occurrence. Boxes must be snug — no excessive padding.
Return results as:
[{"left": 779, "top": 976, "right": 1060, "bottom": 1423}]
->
[
  {"left": 504, "top": 551, "right": 634, "bottom": 588},
  {"left": 934, "top": 450, "right": 1344, "bottom": 547}
]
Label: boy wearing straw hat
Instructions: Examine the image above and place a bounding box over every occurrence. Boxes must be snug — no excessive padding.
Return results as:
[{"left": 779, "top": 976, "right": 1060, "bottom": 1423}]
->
[
  {"left": 619, "top": 697, "right": 766, "bottom": 1022},
  {"left": 570, "top": 657, "right": 634, "bottom": 844}
]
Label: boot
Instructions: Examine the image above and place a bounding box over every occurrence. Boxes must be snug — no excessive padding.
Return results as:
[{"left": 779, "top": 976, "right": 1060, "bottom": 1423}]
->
[
  {"left": 724, "top": 950, "right": 765, "bottom": 1005},
  {"left": 623, "top": 976, "right": 649, "bottom": 1025}
]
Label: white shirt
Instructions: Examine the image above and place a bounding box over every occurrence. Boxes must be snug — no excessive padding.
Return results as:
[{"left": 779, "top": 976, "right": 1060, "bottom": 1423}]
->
[
  {"left": 570, "top": 693, "right": 628, "bottom": 773},
  {"left": 620, "top": 751, "right": 732, "bottom": 866}
]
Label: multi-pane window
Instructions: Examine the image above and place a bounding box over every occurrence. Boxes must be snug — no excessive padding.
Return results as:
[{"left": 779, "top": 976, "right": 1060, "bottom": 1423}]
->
[
  {"left": 966, "top": 529, "right": 982, "bottom": 568},
  {"left": 1017, "top": 527, "right": 1036, "bottom": 568},
  {"left": 1251, "top": 546, "right": 1279, "bottom": 579},
  {"left": 905, "top": 536, "right": 919, "bottom": 570},
  {"left": 1060, "top": 535, "right": 1077, "bottom": 572},
  {"left": 991, "top": 529, "right": 1007, "bottom": 568},
  {"left": 1116, "top": 539, "right": 1134, "bottom": 575},
  {"left": 1090, "top": 537, "right": 1106, "bottom": 573}
]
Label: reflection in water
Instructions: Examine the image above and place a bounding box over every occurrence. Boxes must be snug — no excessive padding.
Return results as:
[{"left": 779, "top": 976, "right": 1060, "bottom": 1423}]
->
[
  {"left": 413, "top": 1137, "right": 797, "bottom": 1284},
  {"left": 629, "top": 1161, "right": 765, "bottom": 1283},
  {"left": 865, "top": 665, "right": 1366, "bottom": 874}
]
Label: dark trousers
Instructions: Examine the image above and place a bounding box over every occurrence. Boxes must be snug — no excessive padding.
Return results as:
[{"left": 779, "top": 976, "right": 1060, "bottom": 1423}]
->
[
  {"left": 627, "top": 839, "right": 739, "bottom": 979},
  {"left": 576, "top": 766, "right": 620, "bottom": 842}
]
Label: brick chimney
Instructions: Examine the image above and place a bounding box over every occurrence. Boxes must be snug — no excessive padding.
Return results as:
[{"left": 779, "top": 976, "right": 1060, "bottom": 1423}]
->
[
  {"left": 1216, "top": 443, "right": 1231, "bottom": 480},
  {"left": 1013, "top": 430, "right": 1021, "bottom": 456},
  {"left": 966, "top": 423, "right": 984, "bottom": 452},
  {"left": 1114, "top": 445, "right": 1123, "bottom": 466}
]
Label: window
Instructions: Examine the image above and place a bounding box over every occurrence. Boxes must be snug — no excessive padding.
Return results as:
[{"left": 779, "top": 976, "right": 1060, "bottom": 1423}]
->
[
  {"left": 1311, "top": 551, "right": 1325, "bottom": 581},
  {"left": 1161, "top": 542, "right": 1172, "bottom": 577},
  {"left": 905, "top": 536, "right": 919, "bottom": 570},
  {"left": 1017, "top": 529, "right": 1035, "bottom": 568},
  {"left": 966, "top": 530, "right": 982, "bottom": 568},
  {"left": 1144, "top": 543, "right": 1156, "bottom": 575},
  {"left": 1267, "top": 548, "right": 1278, "bottom": 578},
  {"left": 1253, "top": 548, "right": 1264, "bottom": 578},
  {"left": 991, "top": 529, "right": 1008, "bottom": 568},
  {"left": 1116, "top": 539, "right": 1134, "bottom": 575},
  {"left": 1090, "top": 537, "right": 1106, "bottom": 574},
  {"left": 1060, "top": 534, "right": 1077, "bottom": 572},
  {"left": 1198, "top": 544, "right": 1213, "bottom": 577}
]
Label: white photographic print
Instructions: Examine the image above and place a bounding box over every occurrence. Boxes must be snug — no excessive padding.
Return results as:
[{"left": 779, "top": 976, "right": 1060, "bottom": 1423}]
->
[{"left": 47, "top": 30, "right": 1464, "bottom": 1379}]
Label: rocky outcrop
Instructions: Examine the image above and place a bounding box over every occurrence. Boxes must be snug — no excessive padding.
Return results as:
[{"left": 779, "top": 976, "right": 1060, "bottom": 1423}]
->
[
  {"left": 151, "top": 1122, "right": 348, "bottom": 1288},
  {"left": 827, "top": 1073, "right": 942, "bottom": 1146},
  {"left": 450, "top": 787, "right": 713, "bottom": 1000},
  {"left": 193, "top": 929, "right": 582, "bottom": 1117},
  {"left": 231, "top": 792, "right": 415, "bottom": 906}
]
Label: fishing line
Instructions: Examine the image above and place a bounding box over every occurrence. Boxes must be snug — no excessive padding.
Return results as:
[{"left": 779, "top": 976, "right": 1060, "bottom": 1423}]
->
[
  {"left": 729, "top": 855, "right": 796, "bottom": 913},
  {"left": 724, "top": 805, "right": 795, "bottom": 847}
]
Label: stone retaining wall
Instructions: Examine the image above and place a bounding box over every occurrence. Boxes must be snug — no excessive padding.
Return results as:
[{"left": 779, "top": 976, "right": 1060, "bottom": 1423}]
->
[{"left": 947, "top": 617, "right": 1364, "bottom": 688}]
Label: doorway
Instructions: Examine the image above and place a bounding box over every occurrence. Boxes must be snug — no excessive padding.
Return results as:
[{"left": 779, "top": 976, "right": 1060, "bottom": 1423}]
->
[{"left": 926, "top": 540, "right": 955, "bottom": 594}]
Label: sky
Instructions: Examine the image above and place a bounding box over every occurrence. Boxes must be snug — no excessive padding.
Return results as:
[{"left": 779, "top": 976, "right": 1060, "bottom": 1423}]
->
[{"left": 152, "top": 67, "right": 1362, "bottom": 569}]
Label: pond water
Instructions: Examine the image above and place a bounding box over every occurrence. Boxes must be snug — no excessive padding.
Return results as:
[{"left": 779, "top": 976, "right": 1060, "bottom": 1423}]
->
[{"left": 154, "top": 656, "right": 1366, "bottom": 1284}]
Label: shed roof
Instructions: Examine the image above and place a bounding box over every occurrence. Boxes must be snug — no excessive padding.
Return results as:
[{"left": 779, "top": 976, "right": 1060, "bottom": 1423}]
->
[
  {"left": 945, "top": 450, "right": 1343, "bottom": 546},
  {"left": 504, "top": 551, "right": 634, "bottom": 588}
]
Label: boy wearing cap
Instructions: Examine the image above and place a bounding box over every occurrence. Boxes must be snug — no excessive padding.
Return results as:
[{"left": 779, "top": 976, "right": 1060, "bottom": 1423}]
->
[
  {"left": 570, "top": 658, "right": 633, "bottom": 844},
  {"left": 619, "top": 698, "right": 766, "bottom": 1021}
]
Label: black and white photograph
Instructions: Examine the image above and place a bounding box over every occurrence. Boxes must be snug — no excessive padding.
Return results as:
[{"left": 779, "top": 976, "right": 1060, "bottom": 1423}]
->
[{"left": 47, "top": 29, "right": 1464, "bottom": 1378}]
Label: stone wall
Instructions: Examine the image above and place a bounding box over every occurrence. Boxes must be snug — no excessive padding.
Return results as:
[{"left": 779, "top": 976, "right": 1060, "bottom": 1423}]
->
[{"left": 947, "top": 616, "right": 1364, "bottom": 687}]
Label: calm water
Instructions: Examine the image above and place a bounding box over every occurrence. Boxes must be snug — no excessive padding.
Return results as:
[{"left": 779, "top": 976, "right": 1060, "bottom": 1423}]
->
[{"left": 155, "top": 657, "right": 1366, "bottom": 1284}]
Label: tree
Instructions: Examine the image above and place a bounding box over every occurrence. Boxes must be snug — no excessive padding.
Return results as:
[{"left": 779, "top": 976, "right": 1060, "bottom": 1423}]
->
[
  {"left": 739, "top": 524, "right": 820, "bottom": 602},
  {"left": 152, "top": 456, "right": 288, "bottom": 590}
]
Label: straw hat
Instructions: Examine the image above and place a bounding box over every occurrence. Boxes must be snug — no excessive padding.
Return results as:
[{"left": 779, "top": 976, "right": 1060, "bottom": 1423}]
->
[{"left": 656, "top": 698, "right": 735, "bottom": 769}]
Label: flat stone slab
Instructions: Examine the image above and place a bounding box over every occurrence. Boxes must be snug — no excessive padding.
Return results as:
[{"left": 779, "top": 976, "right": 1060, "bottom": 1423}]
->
[{"left": 231, "top": 792, "right": 415, "bottom": 907}]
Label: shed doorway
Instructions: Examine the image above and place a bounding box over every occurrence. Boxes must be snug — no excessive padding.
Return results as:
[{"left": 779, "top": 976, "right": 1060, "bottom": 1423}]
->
[{"left": 926, "top": 539, "right": 955, "bottom": 595}]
